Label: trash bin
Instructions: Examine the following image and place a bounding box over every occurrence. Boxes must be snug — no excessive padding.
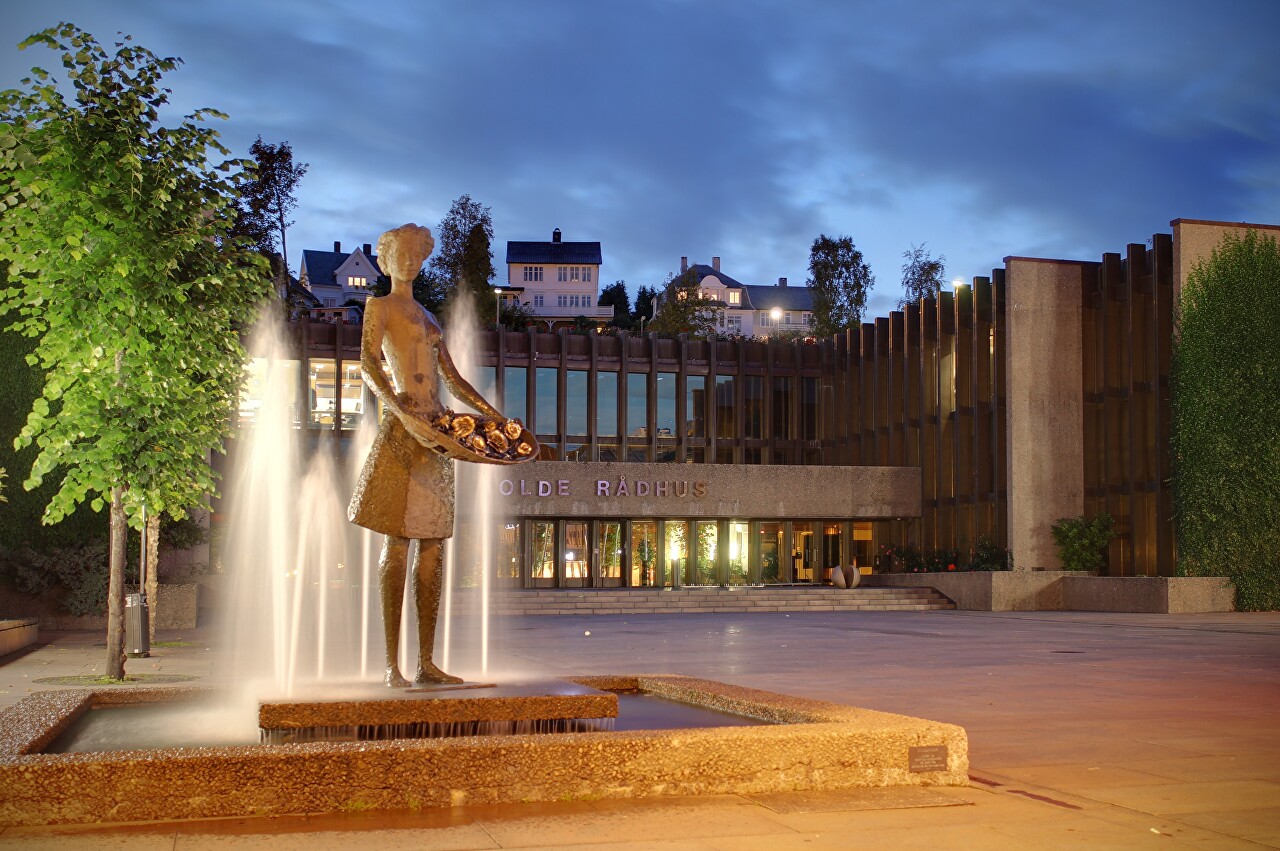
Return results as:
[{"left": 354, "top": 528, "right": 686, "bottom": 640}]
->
[{"left": 125, "top": 592, "right": 150, "bottom": 658}]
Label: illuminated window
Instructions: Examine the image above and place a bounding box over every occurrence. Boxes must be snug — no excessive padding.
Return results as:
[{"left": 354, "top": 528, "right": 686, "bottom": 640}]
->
[
  {"left": 728, "top": 291, "right": 741, "bottom": 305},
  {"left": 348, "top": 276, "right": 367, "bottom": 289}
]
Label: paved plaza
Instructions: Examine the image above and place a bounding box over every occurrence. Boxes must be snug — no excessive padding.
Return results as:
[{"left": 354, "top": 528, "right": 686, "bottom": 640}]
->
[{"left": 1, "top": 609, "right": 1278, "bottom": 849}]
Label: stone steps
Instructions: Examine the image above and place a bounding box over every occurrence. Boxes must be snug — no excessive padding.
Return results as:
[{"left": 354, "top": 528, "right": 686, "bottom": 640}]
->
[{"left": 478, "top": 586, "right": 955, "bottom": 615}]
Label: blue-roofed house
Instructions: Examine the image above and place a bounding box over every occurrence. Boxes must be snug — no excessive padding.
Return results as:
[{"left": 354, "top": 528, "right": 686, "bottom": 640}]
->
[
  {"left": 674, "top": 256, "right": 815, "bottom": 338},
  {"left": 299, "top": 241, "right": 384, "bottom": 321},
  {"left": 505, "top": 228, "right": 611, "bottom": 329}
]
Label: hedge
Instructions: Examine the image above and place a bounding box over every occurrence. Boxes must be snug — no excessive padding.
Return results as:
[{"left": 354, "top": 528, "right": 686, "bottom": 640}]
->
[
  {"left": 0, "top": 324, "right": 106, "bottom": 550},
  {"left": 1172, "top": 230, "right": 1280, "bottom": 610}
]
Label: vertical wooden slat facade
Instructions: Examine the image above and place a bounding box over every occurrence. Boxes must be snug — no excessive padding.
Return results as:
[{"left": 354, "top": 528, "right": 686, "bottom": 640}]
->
[
  {"left": 277, "top": 227, "right": 1180, "bottom": 577},
  {"left": 1079, "top": 237, "right": 1176, "bottom": 576}
]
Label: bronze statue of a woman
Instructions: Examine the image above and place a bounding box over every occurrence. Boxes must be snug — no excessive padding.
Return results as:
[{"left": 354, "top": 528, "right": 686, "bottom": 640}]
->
[{"left": 348, "top": 223, "right": 532, "bottom": 687}]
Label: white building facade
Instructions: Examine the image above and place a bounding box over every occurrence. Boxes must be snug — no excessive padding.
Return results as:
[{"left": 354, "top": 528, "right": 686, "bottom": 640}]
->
[{"left": 505, "top": 229, "right": 612, "bottom": 329}]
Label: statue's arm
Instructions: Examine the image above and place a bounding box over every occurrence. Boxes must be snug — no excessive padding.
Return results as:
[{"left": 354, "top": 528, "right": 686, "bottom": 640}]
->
[{"left": 437, "top": 341, "right": 503, "bottom": 419}]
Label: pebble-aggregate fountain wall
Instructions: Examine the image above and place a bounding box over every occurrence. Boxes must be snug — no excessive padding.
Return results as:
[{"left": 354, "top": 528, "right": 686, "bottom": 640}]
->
[{"left": 0, "top": 300, "right": 968, "bottom": 827}]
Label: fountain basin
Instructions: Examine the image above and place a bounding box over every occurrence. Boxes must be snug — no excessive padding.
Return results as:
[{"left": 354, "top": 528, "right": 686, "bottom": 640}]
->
[{"left": 0, "top": 675, "right": 968, "bottom": 826}]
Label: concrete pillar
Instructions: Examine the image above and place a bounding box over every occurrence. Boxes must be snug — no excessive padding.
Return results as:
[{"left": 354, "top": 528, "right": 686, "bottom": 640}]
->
[{"left": 1004, "top": 257, "right": 1086, "bottom": 570}]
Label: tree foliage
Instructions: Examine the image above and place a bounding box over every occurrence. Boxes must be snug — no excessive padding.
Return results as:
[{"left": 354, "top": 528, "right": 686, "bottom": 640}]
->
[
  {"left": 232, "top": 136, "right": 307, "bottom": 272},
  {"left": 633, "top": 285, "right": 657, "bottom": 329},
  {"left": 649, "top": 269, "right": 723, "bottom": 337},
  {"left": 0, "top": 24, "right": 272, "bottom": 673},
  {"left": 0, "top": 324, "right": 105, "bottom": 551},
  {"left": 598, "top": 280, "right": 632, "bottom": 328},
  {"left": 807, "top": 234, "right": 874, "bottom": 336},
  {"left": 1172, "top": 230, "right": 1280, "bottom": 610},
  {"left": 428, "top": 194, "right": 495, "bottom": 320},
  {"left": 898, "top": 243, "right": 946, "bottom": 309}
]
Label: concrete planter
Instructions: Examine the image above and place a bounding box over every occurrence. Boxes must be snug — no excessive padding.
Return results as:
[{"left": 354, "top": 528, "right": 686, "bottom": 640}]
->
[
  {"left": 0, "top": 619, "right": 38, "bottom": 657},
  {"left": 1061, "top": 576, "right": 1235, "bottom": 613},
  {"left": 866, "top": 572, "right": 1234, "bottom": 613},
  {"left": 866, "top": 571, "right": 1072, "bottom": 611}
]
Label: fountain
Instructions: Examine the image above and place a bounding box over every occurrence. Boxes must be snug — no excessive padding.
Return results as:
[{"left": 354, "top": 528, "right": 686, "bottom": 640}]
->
[{"left": 0, "top": 224, "right": 969, "bottom": 827}]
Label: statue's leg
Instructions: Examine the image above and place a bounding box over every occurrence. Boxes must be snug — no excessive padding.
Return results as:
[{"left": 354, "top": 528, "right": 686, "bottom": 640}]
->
[
  {"left": 412, "top": 538, "right": 462, "bottom": 684},
  {"left": 379, "top": 535, "right": 411, "bottom": 688}
]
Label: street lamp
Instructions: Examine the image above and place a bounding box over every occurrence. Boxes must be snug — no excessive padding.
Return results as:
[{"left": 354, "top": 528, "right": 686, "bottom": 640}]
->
[
  {"left": 770, "top": 307, "right": 782, "bottom": 324},
  {"left": 493, "top": 286, "right": 503, "bottom": 328}
]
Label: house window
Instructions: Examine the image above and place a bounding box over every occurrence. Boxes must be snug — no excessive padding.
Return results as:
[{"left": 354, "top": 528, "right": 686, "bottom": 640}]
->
[
  {"left": 348, "top": 276, "right": 367, "bottom": 289},
  {"left": 727, "top": 316, "right": 742, "bottom": 332},
  {"left": 523, "top": 266, "right": 543, "bottom": 282},
  {"left": 584, "top": 267, "right": 592, "bottom": 282},
  {"left": 759, "top": 313, "right": 772, "bottom": 326},
  {"left": 804, "top": 313, "right": 813, "bottom": 326},
  {"left": 324, "top": 298, "right": 336, "bottom": 307},
  {"left": 533, "top": 294, "right": 544, "bottom": 307},
  {"left": 558, "top": 267, "right": 568, "bottom": 282},
  {"left": 785, "top": 312, "right": 793, "bottom": 325},
  {"left": 570, "top": 267, "right": 581, "bottom": 282},
  {"left": 558, "top": 295, "right": 568, "bottom": 307},
  {"left": 728, "top": 291, "right": 740, "bottom": 305}
]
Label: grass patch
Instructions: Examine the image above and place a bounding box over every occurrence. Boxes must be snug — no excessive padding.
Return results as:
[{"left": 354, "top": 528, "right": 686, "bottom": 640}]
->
[{"left": 152, "top": 640, "right": 197, "bottom": 648}]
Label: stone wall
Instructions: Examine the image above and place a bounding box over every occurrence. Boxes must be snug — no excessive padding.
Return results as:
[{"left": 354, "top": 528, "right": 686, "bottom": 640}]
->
[
  {"left": 0, "top": 584, "right": 199, "bottom": 630},
  {"left": 870, "top": 573, "right": 1235, "bottom": 613}
]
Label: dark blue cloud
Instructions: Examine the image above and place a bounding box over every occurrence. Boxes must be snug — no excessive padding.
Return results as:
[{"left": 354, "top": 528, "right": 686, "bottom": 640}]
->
[{"left": 3, "top": 0, "right": 1275, "bottom": 317}]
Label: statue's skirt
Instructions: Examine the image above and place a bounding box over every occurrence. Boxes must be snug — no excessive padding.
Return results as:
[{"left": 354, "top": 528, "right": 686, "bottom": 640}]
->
[{"left": 348, "top": 416, "right": 455, "bottom": 540}]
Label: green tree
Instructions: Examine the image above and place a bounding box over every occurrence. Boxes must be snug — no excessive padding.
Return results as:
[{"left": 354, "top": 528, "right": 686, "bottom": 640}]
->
[
  {"left": 428, "top": 194, "right": 494, "bottom": 319},
  {"left": 898, "top": 243, "right": 946, "bottom": 309},
  {"left": 598, "top": 280, "right": 632, "bottom": 328},
  {"left": 632, "top": 285, "right": 657, "bottom": 331},
  {"left": 456, "top": 220, "right": 496, "bottom": 319},
  {"left": 0, "top": 25, "right": 272, "bottom": 676},
  {"left": 807, "top": 234, "right": 874, "bottom": 336},
  {"left": 233, "top": 137, "right": 307, "bottom": 271},
  {"left": 498, "top": 298, "right": 537, "bottom": 331},
  {"left": 1173, "top": 230, "right": 1280, "bottom": 610},
  {"left": 649, "top": 269, "right": 723, "bottom": 337}
]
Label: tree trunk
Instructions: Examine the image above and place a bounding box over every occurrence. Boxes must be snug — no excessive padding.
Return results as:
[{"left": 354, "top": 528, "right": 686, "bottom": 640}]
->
[
  {"left": 145, "top": 512, "right": 161, "bottom": 643},
  {"left": 277, "top": 207, "right": 288, "bottom": 273},
  {"left": 106, "top": 486, "right": 128, "bottom": 680}
]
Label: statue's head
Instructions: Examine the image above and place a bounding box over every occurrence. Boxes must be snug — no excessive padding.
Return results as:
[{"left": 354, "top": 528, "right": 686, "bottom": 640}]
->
[{"left": 376, "top": 223, "right": 434, "bottom": 283}]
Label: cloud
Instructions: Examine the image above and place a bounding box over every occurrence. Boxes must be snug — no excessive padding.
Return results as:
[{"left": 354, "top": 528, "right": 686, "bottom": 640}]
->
[{"left": 3, "top": 0, "right": 1274, "bottom": 314}]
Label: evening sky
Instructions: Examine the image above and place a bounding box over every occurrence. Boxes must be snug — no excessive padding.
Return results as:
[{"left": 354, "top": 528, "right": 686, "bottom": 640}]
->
[{"left": 2, "top": 0, "right": 1276, "bottom": 316}]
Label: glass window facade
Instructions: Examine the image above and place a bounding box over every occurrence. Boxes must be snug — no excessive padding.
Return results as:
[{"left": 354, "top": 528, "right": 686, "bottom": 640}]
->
[
  {"left": 535, "top": 367, "right": 558, "bottom": 435},
  {"left": 504, "top": 366, "right": 527, "bottom": 423},
  {"left": 565, "top": 371, "right": 588, "bottom": 436},
  {"left": 596, "top": 372, "right": 617, "bottom": 436}
]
